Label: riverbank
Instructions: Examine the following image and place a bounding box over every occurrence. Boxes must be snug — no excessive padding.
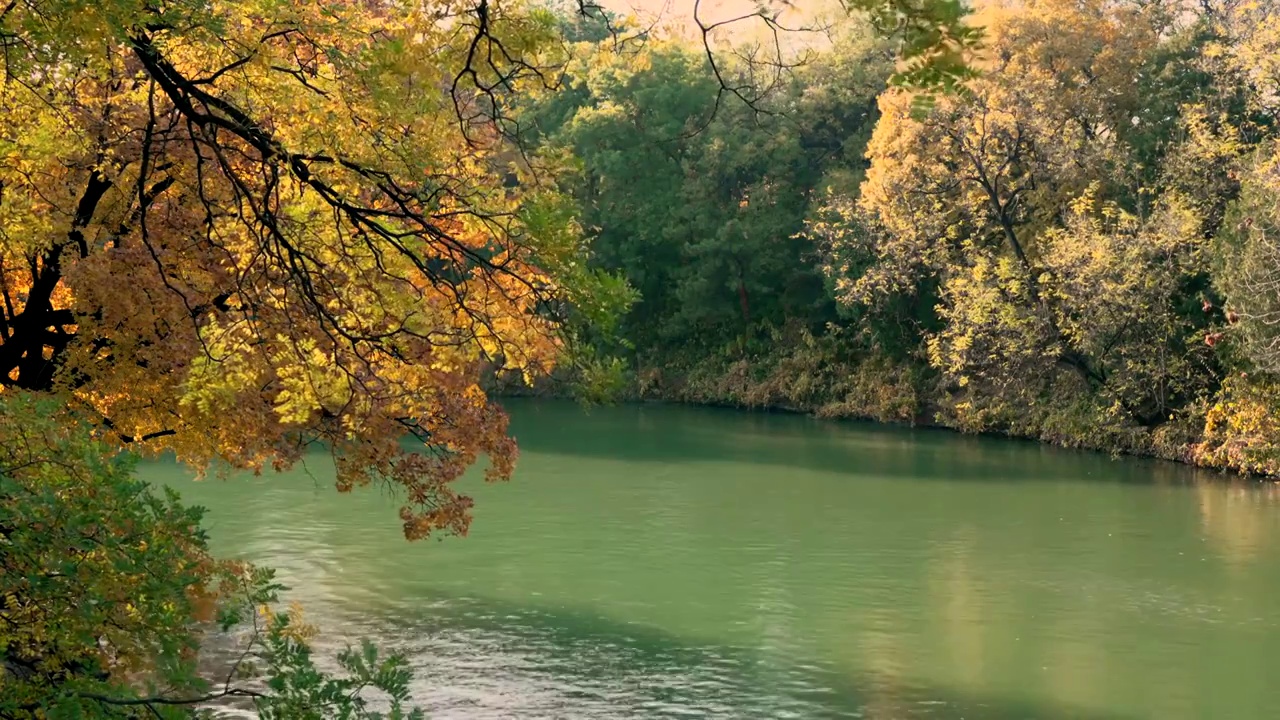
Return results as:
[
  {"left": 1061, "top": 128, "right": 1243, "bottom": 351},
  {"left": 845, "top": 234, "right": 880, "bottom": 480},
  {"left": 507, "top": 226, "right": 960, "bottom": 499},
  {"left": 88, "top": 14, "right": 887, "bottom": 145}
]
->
[{"left": 491, "top": 346, "right": 1272, "bottom": 480}]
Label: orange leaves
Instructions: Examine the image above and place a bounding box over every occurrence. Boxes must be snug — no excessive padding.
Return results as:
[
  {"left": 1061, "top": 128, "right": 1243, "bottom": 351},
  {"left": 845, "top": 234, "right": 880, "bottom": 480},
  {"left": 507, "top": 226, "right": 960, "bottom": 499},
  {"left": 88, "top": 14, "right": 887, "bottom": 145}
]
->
[
  {"left": 0, "top": 0, "right": 618, "bottom": 541},
  {"left": 1194, "top": 376, "right": 1280, "bottom": 476}
]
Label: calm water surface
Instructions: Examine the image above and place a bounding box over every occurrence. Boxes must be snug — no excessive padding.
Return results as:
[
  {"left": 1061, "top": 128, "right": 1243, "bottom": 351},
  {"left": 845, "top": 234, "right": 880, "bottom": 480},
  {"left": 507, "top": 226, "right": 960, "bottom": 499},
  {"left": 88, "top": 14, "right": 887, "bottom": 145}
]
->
[{"left": 141, "top": 400, "right": 1280, "bottom": 719}]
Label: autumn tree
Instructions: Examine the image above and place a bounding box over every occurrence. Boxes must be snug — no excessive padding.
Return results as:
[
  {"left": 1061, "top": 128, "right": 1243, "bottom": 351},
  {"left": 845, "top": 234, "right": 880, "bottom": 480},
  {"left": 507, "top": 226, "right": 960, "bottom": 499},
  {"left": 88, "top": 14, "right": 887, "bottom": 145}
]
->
[
  {"left": 1199, "top": 0, "right": 1280, "bottom": 472},
  {"left": 1203, "top": 0, "right": 1280, "bottom": 373},
  {"left": 0, "top": 0, "right": 631, "bottom": 712},
  {"left": 0, "top": 0, "right": 629, "bottom": 539},
  {"left": 807, "top": 0, "right": 1240, "bottom": 450}
]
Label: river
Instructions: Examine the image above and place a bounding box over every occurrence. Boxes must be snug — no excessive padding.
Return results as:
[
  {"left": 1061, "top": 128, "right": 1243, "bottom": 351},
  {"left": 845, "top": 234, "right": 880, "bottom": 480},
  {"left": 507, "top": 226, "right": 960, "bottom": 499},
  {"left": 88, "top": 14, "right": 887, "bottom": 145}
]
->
[{"left": 140, "top": 399, "right": 1280, "bottom": 719}]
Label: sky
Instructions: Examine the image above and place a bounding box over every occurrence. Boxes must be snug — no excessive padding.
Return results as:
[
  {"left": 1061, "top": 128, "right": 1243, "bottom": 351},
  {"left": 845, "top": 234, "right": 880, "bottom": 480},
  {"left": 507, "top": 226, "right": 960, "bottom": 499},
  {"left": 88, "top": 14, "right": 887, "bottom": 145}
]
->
[{"left": 594, "top": 0, "right": 834, "bottom": 44}]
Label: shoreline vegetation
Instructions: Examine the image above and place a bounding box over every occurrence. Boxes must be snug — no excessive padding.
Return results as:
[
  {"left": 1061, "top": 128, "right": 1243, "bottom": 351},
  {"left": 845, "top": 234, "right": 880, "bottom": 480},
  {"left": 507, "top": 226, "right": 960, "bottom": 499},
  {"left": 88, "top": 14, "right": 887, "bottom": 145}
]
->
[
  {"left": 489, "top": 364, "right": 1211, "bottom": 473},
  {"left": 497, "top": 0, "right": 1280, "bottom": 482}
]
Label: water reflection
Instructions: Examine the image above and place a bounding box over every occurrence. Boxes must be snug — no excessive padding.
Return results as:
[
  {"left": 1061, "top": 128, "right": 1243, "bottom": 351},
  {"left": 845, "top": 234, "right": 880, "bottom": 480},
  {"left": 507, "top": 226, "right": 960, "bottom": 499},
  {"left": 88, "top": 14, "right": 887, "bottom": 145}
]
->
[
  {"left": 152, "top": 400, "right": 1280, "bottom": 720},
  {"left": 505, "top": 400, "right": 1220, "bottom": 489},
  {"left": 201, "top": 591, "right": 1134, "bottom": 720},
  {"left": 1195, "top": 478, "right": 1280, "bottom": 568}
]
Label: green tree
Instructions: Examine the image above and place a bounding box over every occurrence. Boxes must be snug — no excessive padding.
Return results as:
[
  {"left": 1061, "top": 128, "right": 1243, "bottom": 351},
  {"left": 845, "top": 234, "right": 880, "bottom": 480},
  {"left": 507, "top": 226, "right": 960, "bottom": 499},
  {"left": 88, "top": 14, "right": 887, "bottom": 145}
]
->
[
  {"left": 0, "top": 0, "right": 627, "bottom": 712},
  {"left": 0, "top": 393, "right": 424, "bottom": 718},
  {"left": 533, "top": 27, "right": 891, "bottom": 366}
]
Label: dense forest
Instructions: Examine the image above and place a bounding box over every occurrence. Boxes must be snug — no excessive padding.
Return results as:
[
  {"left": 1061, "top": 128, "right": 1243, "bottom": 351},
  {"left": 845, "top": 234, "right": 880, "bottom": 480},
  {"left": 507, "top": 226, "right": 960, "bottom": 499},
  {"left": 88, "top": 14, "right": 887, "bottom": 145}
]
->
[
  {"left": 2, "top": 0, "right": 1280, "bottom": 714},
  {"left": 515, "top": 0, "right": 1280, "bottom": 477}
]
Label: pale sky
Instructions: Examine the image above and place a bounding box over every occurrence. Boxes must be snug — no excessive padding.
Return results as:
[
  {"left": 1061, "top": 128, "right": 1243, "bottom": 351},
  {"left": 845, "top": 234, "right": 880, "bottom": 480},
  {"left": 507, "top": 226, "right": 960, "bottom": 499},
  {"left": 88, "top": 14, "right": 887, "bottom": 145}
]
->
[{"left": 596, "top": 0, "right": 836, "bottom": 44}]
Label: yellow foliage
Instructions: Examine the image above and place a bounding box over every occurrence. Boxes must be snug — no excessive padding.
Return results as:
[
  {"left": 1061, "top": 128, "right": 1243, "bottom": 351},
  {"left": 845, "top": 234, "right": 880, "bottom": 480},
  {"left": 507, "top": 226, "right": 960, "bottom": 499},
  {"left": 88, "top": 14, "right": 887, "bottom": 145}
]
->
[
  {"left": 1195, "top": 376, "right": 1280, "bottom": 475},
  {"left": 806, "top": 0, "right": 1235, "bottom": 456},
  {"left": 0, "top": 0, "right": 592, "bottom": 539},
  {"left": 261, "top": 601, "right": 319, "bottom": 643},
  {"left": 1210, "top": 0, "right": 1280, "bottom": 115}
]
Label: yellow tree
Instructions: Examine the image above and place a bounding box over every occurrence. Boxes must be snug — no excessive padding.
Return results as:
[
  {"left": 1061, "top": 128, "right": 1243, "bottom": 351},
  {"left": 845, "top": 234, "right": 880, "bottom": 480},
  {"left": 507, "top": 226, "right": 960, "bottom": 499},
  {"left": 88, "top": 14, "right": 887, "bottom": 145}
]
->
[
  {"left": 0, "top": 0, "right": 632, "bottom": 713},
  {"left": 1210, "top": 0, "right": 1280, "bottom": 119},
  {"left": 0, "top": 0, "right": 626, "bottom": 539},
  {"left": 1203, "top": 140, "right": 1280, "bottom": 474},
  {"left": 807, "top": 0, "right": 1223, "bottom": 449}
]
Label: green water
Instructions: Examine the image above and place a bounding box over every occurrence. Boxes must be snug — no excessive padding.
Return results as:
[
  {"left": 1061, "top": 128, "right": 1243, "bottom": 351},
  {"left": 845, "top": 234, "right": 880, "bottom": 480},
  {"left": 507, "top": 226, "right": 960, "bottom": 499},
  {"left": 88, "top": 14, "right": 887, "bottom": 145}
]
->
[{"left": 142, "top": 400, "right": 1280, "bottom": 719}]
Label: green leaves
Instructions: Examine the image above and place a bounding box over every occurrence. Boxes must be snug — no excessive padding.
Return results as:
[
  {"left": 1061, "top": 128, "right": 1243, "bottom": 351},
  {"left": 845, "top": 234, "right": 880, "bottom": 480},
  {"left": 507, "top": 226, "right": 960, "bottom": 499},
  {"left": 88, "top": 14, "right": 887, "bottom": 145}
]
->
[
  {"left": 0, "top": 392, "right": 428, "bottom": 718},
  {"left": 847, "top": 0, "right": 983, "bottom": 93},
  {"left": 528, "top": 28, "right": 892, "bottom": 365},
  {"left": 256, "top": 629, "right": 425, "bottom": 720},
  {"left": 0, "top": 393, "right": 206, "bottom": 716}
]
